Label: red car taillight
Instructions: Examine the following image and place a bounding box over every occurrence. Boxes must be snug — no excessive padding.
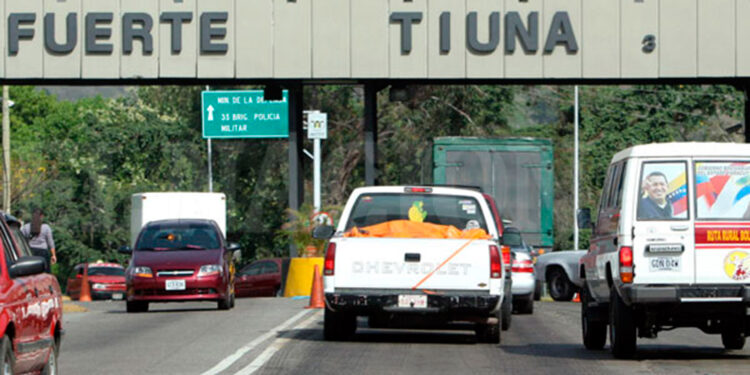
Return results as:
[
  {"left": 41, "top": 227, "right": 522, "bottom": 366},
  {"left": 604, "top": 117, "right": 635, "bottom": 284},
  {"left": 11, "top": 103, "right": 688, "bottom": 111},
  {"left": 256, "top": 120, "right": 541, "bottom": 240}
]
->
[
  {"left": 324, "top": 242, "right": 336, "bottom": 276},
  {"left": 512, "top": 259, "right": 534, "bottom": 273},
  {"left": 490, "top": 245, "right": 502, "bottom": 278},
  {"left": 619, "top": 246, "right": 634, "bottom": 283}
]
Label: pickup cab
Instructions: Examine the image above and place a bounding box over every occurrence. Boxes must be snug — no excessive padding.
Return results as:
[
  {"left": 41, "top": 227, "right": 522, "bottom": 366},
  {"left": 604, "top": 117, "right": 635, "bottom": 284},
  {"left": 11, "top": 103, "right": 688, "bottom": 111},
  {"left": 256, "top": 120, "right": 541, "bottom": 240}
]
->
[
  {"left": 580, "top": 143, "right": 750, "bottom": 358},
  {"left": 315, "top": 186, "right": 506, "bottom": 343}
]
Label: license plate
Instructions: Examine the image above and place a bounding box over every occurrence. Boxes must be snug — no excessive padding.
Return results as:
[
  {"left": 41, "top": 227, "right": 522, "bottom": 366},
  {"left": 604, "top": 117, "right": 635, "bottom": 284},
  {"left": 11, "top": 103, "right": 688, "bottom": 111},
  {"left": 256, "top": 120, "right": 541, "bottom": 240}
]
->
[
  {"left": 398, "top": 294, "right": 427, "bottom": 308},
  {"left": 649, "top": 257, "right": 681, "bottom": 272},
  {"left": 165, "top": 280, "right": 186, "bottom": 291},
  {"left": 111, "top": 293, "right": 124, "bottom": 300},
  {"left": 647, "top": 244, "right": 684, "bottom": 253}
]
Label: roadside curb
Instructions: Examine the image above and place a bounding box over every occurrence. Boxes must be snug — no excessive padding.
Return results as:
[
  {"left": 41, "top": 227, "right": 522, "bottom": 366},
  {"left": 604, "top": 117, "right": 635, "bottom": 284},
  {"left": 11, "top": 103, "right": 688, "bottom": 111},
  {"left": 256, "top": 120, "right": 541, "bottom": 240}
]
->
[{"left": 63, "top": 296, "right": 89, "bottom": 313}]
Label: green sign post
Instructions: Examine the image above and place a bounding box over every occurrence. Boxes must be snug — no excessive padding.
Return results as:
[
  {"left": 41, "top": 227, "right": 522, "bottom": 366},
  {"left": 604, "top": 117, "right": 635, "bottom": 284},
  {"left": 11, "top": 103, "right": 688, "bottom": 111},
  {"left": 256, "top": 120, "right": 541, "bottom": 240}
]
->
[{"left": 201, "top": 90, "right": 289, "bottom": 139}]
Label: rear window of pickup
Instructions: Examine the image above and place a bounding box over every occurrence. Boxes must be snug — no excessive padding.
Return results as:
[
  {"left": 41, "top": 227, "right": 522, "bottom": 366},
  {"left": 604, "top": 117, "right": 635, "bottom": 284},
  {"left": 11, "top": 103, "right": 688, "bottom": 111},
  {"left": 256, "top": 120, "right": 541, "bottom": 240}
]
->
[{"left": 345, "top": 193, "right": 488, "bottom": 231}]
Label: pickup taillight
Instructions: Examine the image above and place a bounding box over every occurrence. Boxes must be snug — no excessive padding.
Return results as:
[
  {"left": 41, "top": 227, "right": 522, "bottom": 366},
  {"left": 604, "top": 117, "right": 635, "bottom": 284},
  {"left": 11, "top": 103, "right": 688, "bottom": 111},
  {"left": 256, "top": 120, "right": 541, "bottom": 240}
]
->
[
  {"left": 490, "top": 245, "right": 502, "bottom": 279},
  {"left": 324, "top": 242, "right": 336, "bottom": 276},
  {"left": 512, "top": 259, "right": 534, "bottom": 273},
  {"left": 619, "top": 246, "right": 633, "bottom": 283}
]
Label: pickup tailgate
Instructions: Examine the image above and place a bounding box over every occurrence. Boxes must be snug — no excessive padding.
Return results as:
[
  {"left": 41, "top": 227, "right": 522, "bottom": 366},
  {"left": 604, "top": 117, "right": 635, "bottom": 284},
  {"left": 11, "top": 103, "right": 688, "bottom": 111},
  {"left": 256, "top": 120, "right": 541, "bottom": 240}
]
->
[{"left": 332, "top": 237, "right": 491, "bottom": 291}]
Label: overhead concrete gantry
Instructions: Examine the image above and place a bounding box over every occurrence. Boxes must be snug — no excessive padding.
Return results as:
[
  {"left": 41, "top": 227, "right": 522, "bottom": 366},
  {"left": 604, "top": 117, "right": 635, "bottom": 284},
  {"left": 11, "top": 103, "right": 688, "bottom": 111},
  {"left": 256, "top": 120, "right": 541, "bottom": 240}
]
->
[{"left": 3, "top": 0, "right": 750, "bottom": 256}]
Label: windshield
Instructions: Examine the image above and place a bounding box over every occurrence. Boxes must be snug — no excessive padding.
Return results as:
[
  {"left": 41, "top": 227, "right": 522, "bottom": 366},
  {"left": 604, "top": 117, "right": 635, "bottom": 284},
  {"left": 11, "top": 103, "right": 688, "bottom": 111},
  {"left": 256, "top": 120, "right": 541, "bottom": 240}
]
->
[
  {"left": 136, "top": 223, "right": 220, "bottom": 251},
  {"left": 89, "top": 267, "right": 125, "bottom": 276},
  {"left": 345, "top": 193, "right": 488, "bottom": 232},
  {"left": 695, "top": 161, "right": 750, "bottom": 220},
  {"left": 503, "top": 230, "right": 524, "bottom": 248}
]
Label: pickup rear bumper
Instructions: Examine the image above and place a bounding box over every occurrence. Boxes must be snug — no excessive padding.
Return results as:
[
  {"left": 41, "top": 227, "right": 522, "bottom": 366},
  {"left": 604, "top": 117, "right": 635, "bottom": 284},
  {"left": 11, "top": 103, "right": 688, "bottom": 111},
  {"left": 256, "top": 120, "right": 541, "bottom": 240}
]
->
[
  {"left": 325, "top": 292, "right": 500, "bottom": 316},
  {"left": 623, "top": 284, "right": 750, "bottom": 304}
]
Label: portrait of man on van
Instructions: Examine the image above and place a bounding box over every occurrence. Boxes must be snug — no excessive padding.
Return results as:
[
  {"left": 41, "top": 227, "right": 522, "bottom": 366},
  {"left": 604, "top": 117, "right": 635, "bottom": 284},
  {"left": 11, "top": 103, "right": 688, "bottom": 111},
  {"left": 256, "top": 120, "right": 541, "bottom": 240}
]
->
[{"left": 637, "top": 163, "right": 688, "bottom": 220}]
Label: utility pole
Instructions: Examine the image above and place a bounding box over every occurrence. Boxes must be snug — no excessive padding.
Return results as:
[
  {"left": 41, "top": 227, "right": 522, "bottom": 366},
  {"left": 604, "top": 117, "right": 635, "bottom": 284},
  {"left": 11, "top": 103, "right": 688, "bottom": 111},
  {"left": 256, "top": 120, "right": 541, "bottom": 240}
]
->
[
  {"left": 574, "top": 86, "right": 580, "bottom": 251},
  {"left": 2, "top": 86, "right": 10, "bottom": 212}
]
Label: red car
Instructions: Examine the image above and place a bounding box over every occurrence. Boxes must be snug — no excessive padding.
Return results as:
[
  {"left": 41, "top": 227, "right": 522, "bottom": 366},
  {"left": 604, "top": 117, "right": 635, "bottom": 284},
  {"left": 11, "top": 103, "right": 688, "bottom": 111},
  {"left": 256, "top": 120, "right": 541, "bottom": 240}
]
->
[
  {"left": 66, "top": 262, "right": 126, "bottom": 300},
  {"left": 0, "top": 212, "right": 63, "bottom": 373},
  {"left": 234, "top": 258, "right": 290, "bottom": 297},
  {"left": 120, "top": 219, "right": 240, "bottom": 312}
]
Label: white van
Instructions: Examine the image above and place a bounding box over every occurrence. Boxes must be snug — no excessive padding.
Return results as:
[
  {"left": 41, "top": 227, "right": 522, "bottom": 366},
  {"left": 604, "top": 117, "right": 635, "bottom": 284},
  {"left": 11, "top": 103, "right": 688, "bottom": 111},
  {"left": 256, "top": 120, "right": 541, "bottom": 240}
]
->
[{"left": 579, "top": 143, "right": 750, "bottom": 358}]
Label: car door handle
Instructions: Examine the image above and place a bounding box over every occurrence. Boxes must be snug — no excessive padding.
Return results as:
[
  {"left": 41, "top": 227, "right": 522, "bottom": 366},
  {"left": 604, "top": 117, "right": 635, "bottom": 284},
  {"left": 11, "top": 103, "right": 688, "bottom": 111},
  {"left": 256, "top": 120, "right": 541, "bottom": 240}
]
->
[
  {"left": 670, "top": 225, "right": 689, "bottom": 231},
  {"left": 405, "top": 253, "right": 421, "bottom": 262}
]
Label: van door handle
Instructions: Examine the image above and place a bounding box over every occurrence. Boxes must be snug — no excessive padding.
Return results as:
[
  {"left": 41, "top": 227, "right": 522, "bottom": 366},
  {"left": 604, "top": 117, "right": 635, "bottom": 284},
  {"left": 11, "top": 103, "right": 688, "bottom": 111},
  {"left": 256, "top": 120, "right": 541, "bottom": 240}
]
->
[
  {"left": 405, "top": 253, "right": 421, "bottom": 262},
  {"left": 670, "top": 225, "right": 689, "bottom": 231}
]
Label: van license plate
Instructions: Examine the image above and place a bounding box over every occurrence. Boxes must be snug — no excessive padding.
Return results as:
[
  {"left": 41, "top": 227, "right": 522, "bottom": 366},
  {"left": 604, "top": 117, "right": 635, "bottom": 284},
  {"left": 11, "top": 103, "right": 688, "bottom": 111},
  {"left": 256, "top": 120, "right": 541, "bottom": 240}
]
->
[
  {"left": 111, "top": 293, "right": 124, "bottom": 300},
  {"left": 398, "top": 295, "right": 427, "bottom": 308},
  {"left": 649, "top": 257, "right": 681, "bottom": 272},
  {"left": 165, "top": 280, "right": 186, "bottom": 291}
]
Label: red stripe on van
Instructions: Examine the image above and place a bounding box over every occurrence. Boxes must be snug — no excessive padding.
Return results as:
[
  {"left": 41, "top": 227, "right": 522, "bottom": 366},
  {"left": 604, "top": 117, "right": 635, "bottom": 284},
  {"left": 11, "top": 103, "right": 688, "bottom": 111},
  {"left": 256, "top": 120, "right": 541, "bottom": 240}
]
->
[{"left": 695, "top": 225, "right": 750, "bottom": 245}]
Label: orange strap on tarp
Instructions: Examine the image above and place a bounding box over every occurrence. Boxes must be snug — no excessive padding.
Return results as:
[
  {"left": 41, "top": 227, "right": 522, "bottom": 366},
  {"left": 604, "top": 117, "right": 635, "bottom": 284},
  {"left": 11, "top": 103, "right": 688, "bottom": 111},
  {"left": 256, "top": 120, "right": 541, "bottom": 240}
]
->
[
  {"left": 344, "top": 220, "right": 490, "bottom": 240},
  {"left": 411, "top": 237, "right": 478, "bottom": 290}
]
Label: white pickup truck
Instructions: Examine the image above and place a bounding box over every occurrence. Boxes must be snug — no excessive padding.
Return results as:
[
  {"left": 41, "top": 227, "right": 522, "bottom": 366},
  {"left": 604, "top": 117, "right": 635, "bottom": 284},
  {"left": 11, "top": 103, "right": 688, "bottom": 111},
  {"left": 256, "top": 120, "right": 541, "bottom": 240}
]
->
[{"left": 314, "top": 186, "right": 507, "bottom": 343}]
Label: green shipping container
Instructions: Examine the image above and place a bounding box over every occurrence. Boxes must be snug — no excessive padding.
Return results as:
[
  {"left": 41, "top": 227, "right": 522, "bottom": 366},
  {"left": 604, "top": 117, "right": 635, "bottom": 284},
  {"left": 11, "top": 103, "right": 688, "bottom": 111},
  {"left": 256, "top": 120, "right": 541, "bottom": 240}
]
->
[{"left": 433, "top": 137, "right": 554, "bottom": 249}]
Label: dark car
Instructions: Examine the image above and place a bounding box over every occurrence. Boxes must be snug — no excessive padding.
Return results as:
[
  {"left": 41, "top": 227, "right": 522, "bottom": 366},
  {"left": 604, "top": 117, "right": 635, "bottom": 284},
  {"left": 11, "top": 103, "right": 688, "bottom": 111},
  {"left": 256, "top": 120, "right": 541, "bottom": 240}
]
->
[
  {"left": 0, "top": 212, "right": 63, "bottom": 373},
  {"left": 67, "top": 262, "right": 127, "bottom": 300},
  {"left": 119, "top": 219, "right": 240, "bottom": 312},
  {"left": 234, "top": 258, "right": 290, "bottom": 298}
]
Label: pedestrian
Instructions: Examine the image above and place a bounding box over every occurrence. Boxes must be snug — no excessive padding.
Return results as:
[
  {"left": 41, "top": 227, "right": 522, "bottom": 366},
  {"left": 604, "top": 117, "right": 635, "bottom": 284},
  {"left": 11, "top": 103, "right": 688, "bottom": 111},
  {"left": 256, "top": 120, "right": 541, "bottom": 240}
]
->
[{"left": 21, "top": 208, "right": 56, "bottom": 272}]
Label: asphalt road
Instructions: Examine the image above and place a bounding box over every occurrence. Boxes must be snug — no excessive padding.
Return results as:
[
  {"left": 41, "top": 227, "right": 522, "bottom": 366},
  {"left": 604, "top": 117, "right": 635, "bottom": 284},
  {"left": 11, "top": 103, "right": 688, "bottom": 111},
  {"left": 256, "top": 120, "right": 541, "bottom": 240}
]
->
[{"left": 60, "top": 299, "right": 750, "bottom": 375}]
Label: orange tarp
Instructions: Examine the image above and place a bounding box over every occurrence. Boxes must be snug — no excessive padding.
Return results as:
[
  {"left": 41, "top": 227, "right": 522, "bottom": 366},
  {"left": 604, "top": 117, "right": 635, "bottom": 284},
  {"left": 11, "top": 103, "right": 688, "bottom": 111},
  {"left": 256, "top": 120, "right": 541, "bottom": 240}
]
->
[{"left": 344, "top": 220, "right": 491, "bottom": 240}]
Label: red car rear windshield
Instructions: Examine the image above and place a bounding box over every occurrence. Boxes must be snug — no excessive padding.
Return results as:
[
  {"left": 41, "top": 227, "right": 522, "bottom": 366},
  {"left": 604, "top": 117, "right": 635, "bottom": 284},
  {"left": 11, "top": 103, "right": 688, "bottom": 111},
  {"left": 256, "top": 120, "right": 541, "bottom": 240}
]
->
[
  {"left": 136, "top": 223, "right": 220, "bottom": 251},
  {"left": 88, "top": 267, "right": 125, "bottom": 276}
]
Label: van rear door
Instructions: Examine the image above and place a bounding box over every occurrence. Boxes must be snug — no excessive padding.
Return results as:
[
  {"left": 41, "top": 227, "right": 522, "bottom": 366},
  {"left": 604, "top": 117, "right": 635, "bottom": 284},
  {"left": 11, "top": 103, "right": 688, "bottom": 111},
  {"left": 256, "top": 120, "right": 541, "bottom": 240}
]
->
[
  {"left": 631, "top": 160, "right": 695, "bottom": 285},
  {"left": 693, "top": 160, "right": 750, "bottom": 284}
]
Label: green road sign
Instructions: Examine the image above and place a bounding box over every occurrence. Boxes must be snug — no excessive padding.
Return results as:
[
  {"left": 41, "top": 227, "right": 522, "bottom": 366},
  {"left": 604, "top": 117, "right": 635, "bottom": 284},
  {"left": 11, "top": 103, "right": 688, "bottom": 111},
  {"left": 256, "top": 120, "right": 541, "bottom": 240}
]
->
[{"left": 201, "top": 90, "right": 289, "bottom": 139}]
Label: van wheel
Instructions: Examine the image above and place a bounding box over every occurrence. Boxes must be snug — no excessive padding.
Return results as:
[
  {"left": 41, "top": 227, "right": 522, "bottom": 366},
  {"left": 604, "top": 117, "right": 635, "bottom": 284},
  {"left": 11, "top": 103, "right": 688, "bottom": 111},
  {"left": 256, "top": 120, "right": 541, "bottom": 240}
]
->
[
  {"left": 721, "top": 330, "right": 746, "bottom": 350},
  {"left": 0, "top": 335, "right": 14, "bottom": 375},
  {"left": 126, "top": 301, "right": 148, "bottom": 313},
  {"left": 501, "top": 296, "right": 512, "bottom": 330},
  {"left": 581, "top": 285, "right": 607, "bottom": 350},
  {"left": 324, "top": 307, "right": 356, "bottom": 341},
  {"left": 40, "top": 345, "right": 57, "bottom": 375},
  {"left": 609, "top": 286, "right": 636, "bottom": 359},
  {"left": 548, "top": 269, "right": 575, "bottom": 301}
]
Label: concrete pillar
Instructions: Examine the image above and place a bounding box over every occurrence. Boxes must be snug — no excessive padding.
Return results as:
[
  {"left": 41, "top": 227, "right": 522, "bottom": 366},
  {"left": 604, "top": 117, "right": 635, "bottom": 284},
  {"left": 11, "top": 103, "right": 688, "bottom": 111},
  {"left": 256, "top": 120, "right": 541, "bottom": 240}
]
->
[
  {"left": 287, "top": 84, "right": 304, "bottom": 257},
  {"left": 364, "top": 84, "right": 379, "bottom": 185}
]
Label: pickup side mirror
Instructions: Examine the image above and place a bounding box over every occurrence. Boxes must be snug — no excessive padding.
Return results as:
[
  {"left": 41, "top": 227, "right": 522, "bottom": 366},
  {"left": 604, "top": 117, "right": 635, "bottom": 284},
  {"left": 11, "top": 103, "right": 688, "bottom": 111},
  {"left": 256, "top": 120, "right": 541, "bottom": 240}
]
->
[
  {"left": 312, "top": 225, "right": 335, "bottom": 240},
  {"left": 577, "top": 208, "right": 592, "bottom": 230},
  {"left": 9, "top": 256, "right": 46, "bottom": 278},
  {"left": 118, "top": 245, "right": 132, "bottom": 254}
]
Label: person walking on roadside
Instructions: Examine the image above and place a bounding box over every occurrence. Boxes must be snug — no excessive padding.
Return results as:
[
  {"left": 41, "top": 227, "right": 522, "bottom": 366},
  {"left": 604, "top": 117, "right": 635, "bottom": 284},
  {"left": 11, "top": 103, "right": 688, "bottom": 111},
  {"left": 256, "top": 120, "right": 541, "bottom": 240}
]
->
[{"left": 21, "top": 208, "right": 56, "bottom": 272}]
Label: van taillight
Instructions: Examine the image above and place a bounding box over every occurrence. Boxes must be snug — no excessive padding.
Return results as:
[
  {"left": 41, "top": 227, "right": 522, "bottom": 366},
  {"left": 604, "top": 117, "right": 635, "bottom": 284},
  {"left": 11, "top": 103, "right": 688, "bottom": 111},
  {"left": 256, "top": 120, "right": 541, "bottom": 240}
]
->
[
  {"left": 619, "top": 246, "right": 634, "bottom": 283},
  {"left": 324, "top": 243, "right": 336, "bottom": 276},
  {"left": 490, "top": 245, "right": 502, "bottom": 278}
]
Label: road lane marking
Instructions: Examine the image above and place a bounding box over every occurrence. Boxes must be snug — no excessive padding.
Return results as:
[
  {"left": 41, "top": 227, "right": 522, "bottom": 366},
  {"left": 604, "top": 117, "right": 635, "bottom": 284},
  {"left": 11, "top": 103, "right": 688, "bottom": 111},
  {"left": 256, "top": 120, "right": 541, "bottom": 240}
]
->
[
  {"left": 234, "top": 311, "right": 322, "bottom": 375},
  {"left": 201, "top": 309, "right": 313, "bottom": 375}
]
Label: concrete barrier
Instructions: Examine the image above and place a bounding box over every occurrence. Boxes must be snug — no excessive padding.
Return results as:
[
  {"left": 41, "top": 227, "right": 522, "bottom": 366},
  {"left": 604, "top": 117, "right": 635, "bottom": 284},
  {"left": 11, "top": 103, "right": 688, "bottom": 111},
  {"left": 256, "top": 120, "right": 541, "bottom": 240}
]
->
[{"left": 283, "top": 257, "right": 324, "bottom": 297}]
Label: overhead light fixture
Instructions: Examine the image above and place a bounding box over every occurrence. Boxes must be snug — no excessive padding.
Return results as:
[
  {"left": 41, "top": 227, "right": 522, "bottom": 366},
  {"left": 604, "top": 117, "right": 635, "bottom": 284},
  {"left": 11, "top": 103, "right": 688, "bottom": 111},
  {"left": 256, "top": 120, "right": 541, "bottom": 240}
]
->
[
  {"left": 264, "top": 84, "right": 283, "bottom": 101},
  {"left": 724, "top": 122, "right": 744, "bottom": 134}
]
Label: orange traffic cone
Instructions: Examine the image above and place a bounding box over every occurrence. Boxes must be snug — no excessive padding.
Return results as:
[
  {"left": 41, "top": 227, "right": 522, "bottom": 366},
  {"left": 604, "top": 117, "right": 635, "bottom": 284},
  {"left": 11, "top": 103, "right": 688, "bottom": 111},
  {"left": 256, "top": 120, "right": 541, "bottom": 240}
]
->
[
  {"left": 572, "top": 292, "right": 580, "bottom": 303},
  {"left": 79, "top": 263, "right": 92, "bottom": 302},
  {"left": 305, "top": 265, "right": 325, "bottom": 309}
]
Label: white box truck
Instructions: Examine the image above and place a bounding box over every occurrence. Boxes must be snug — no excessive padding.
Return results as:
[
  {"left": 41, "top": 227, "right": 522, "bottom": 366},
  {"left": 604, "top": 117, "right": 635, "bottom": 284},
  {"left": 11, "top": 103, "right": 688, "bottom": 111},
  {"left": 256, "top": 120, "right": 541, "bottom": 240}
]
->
[{"left": 130, "top": 192, "right": 227, "bottom": 247}]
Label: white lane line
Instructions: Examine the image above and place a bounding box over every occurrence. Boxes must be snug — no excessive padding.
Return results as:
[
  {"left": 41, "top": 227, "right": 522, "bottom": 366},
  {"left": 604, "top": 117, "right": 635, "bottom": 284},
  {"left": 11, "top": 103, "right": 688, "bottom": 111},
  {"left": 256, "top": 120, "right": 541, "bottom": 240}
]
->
[
  {"left": 201, "top": 309, "right": 313, "bottom": 375},
  {"left": 233, "top": 311, "right": 322, "bottom": 375}
]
